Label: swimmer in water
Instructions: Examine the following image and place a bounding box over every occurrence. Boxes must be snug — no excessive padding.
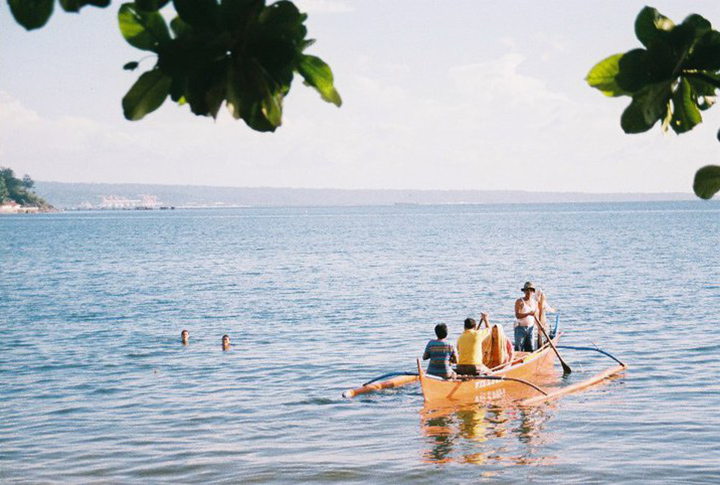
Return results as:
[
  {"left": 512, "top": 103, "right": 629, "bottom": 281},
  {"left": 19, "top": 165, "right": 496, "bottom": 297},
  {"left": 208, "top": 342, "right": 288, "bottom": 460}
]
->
[
  {"left": 222, "top": 334, "right": 231, "bottom": 351},
  {"left": 181, "top": 329, "right": 189, "bottom": 345}
]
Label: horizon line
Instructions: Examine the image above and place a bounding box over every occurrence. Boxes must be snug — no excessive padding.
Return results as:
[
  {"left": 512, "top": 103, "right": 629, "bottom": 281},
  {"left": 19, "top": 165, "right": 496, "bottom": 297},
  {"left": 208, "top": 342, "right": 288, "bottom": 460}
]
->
[{"left": 36, "top": 180, "right": 694, "bottom": 196}]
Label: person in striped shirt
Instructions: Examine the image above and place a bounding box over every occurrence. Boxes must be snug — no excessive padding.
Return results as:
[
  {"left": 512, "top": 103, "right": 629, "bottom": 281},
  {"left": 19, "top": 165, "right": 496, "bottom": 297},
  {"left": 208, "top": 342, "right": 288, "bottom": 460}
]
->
[{"left": 422, "top": 323, "right": 458, "bottom": 379}]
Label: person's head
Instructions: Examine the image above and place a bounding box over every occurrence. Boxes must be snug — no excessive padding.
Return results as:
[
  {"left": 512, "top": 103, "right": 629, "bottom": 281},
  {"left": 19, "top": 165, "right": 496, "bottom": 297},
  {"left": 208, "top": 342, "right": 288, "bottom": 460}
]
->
[
  {"left": 464, "top": 318, "right": 477, "bottom": 330},
  {"left": 222, "top": 334, "right": 230, "bottom": 348},
  {"left": 434, "top": 323, "right": 448, "bottom": 340},
  {"left": 521, "top": 281, "right": 536, "bottom": 296},
  {"left": 181, "top": 329, "right": 189, "bottom": 344}
]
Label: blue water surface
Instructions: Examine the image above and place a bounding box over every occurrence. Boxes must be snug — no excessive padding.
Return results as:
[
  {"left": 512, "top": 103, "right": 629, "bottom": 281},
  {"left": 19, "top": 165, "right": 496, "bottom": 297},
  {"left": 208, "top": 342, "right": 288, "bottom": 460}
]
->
[{"left": 1, "top": 201, "right": 719, "bottom": 483}]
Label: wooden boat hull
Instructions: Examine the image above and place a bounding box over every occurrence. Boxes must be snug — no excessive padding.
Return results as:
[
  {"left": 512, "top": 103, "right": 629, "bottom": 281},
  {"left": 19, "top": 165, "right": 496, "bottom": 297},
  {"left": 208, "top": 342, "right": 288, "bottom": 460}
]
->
[{"left": 418, "top": 337, "right": 559, "bottom": 404}]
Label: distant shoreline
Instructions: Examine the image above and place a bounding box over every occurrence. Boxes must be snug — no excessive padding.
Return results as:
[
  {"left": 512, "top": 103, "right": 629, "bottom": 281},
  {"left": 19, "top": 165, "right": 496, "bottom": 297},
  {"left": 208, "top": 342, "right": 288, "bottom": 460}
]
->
[{"left": 34, "top": 180, "right": 701, "bottom": 210}]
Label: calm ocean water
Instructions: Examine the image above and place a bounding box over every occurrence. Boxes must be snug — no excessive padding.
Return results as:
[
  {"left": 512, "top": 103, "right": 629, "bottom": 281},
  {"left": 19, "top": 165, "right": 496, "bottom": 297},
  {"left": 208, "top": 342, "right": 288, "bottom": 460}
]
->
[{"left": 1, "top": 202, "right": 719, "bottom": 483}]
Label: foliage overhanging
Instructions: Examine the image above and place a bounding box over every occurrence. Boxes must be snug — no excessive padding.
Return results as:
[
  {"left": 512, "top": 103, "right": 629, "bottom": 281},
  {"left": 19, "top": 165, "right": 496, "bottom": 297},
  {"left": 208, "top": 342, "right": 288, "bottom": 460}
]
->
[
  {"left": 8, "top": 0, "right": 341, "bottom": 132},
  {"left": 587, "top": 6, "right": 720, "bottom": 199}
]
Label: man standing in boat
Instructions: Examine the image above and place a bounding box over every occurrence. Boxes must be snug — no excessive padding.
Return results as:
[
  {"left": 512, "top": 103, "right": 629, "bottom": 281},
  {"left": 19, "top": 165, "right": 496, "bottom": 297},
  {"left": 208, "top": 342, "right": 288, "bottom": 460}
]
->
[
  {"left": 456, "top": 315, "right": 490, "bottom": 375},
  {"left": 514, "top": 282, "right": 538, "bottom": 352}
]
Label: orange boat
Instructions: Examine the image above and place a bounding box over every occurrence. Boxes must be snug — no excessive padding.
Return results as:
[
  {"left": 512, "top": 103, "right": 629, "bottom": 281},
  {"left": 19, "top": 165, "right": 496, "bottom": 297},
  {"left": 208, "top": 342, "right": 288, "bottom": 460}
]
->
[{"left": 417, "top": 337, "right": 559, "bottom": 404}]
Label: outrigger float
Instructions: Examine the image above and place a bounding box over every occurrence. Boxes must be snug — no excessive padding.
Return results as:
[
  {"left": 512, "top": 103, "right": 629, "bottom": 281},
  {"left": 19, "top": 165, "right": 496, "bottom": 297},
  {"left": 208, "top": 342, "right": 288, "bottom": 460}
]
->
[{"left": 343, "top": 318, "right": 627, "bottom": 405}]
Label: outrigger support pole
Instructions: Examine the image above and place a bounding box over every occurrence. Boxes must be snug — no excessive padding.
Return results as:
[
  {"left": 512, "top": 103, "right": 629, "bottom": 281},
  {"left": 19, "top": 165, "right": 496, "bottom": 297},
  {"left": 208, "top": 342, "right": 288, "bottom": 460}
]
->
[
  {"left": 555, "top": 345, "right": 626, "bottom": 367},
  {"left": 362, "top": 372, "right": 419, "bottom": 387}
]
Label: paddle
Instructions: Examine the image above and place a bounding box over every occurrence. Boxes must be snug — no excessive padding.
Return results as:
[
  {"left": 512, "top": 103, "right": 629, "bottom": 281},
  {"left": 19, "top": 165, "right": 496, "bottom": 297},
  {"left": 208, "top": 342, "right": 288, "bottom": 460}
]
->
[{"left": 534, "top": 315, "right": 572, "bottom": 375}]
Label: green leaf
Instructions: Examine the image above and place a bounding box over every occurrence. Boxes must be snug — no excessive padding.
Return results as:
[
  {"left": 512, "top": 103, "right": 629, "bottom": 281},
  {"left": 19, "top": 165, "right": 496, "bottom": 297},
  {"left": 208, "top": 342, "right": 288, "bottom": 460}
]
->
[
  {"left": 59, "top": 0, "right": 110, "bottom": 13},
  {"left": 226, "top": 69, "right": 245, "bottom": 120},
  {"left": 261, "top": 92, "right": 283, "bottom": 128},
  {"left": 674, "top": 13, "right": 712, "bottom": 58},
  {"left": 170, "top": 16, "right": 191, "bottom": 37},
  {"left": 251, "top": 1, "right": 307, "bottom": 86},
  {"left": 687, "top": 31, "right": 720, "bottom": 70},
  {"left": 687, "top": 75, "right": 719, "bottom": 97},
  {"left": 173, "top": 0, "right": 218, "bottom": 30},
  {"left": 118, "top": 3, "right": 170, "bottom": 52},
  {"left": 259, "top": 0, "right": 305, "bottom": 34},
  {"left": 298, "top": 55, "right": 342, "bottom": 106},
  {"left": 220, "top": 0, "right": 261, "bottom": 33},
  {"left": 680, "top": 13, "right": 712, "bottom": 36},
  {"left": 586, "top": 53, "right": 631, "bottom": 97},
  {"left": 123, "top": 61, "right": 140, "bottom": 71},
  {"left": 185, "top": 62, "right": 228, "bottom": 119},
  {"left": 616, "top": 49, "right": 653, "bottom": 93},
  {"left": 670, "top": 78, "right": 702, "bottom": 134},
  {"left": 635, "top": 6, "right": 674, "bottom": 48},
  {"left": 134, "top": 0, "right": 171, "bottom": 12},
  {"left": 693, "top": 165, "right": 720, "bottom": 199},
  {"left": 686, "top": 75, "right": 718, "bottom": 111},
  {"left": 244, "top": 101, "right": 278, "bottom": 132},
  {"left": 8, "top": 0, "right": 54, "bottom": 30},
  {"left": 122, "top": 69, "right": 172, "bottom": 120},
  {"left": 169, "top": 75, "right": 188, "bottom": 102},
  {"left": 620, "top": 83, "right": 671, "bottom": 133}
]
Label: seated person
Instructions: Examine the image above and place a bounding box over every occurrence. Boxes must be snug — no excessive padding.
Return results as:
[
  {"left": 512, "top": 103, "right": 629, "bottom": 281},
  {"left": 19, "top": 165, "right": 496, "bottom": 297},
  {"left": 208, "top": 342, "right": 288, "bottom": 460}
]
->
[
  {"left": 456, "top": 315, "right": 490, "bottom": 375},
  {"left": 482, "top": 324, "right": 514, "bottom": 369},
  {"left": 423, "top": 323, "right": 457, "bottom": 379}
]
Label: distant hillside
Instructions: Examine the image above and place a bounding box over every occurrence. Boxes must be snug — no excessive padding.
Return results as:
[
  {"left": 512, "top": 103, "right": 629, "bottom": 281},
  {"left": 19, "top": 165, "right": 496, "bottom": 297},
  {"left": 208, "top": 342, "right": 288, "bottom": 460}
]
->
[{"left": 34, "top": 181, "right": 695, "bottom": 209}]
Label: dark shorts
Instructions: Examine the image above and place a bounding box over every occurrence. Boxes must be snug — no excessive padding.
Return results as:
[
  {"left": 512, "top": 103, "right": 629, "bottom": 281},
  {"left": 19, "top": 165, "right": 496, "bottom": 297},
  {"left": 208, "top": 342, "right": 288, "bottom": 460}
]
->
[
  {"left": 428, "top": 369, "right": 455, "bottom": 379},
  {"left": 456, "top": 364, "right": 483, "bottom": 376}
]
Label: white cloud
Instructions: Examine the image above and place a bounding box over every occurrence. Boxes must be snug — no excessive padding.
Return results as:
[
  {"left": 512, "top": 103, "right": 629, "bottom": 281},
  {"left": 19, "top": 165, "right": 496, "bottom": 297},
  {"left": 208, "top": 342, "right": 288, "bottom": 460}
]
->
[
  {"left": 450, "top": 54, "right": 569, "bottom": 106},
  {"left": 0, "top": 92, "right": 42, "bottom": 126}
]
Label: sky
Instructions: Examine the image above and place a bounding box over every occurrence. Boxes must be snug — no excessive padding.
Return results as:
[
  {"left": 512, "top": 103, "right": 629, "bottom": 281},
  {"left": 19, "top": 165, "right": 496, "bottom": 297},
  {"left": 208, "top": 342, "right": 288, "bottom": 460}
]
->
[{"left": 2, "top": 0, "right": 720, "bottom": 193}]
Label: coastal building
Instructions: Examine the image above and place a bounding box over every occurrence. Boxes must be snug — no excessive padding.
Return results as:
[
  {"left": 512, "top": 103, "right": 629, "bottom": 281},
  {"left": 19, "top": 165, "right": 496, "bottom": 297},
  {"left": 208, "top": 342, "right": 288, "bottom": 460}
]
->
[
  {"left": 98, "top": 194, "right": 163, "bottom": 210},
  {"left": 0, "top": 201, "right": 40, "bottom": 213}
]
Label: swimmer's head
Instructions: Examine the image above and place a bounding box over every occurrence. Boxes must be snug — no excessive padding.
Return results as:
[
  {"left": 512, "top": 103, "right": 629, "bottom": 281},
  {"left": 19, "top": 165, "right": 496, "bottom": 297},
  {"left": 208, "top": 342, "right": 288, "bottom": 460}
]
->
[
  {"left": 222, "top": 335, "right": 231, "bottom": 349},
  {"left": 181, "top": 329, "right": 189, "bottom": 345}
]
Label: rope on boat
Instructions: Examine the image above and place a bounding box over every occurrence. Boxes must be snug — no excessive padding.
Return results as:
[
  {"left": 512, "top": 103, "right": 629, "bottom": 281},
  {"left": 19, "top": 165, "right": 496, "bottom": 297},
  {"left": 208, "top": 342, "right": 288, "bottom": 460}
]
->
[
  {"left": 555, "top": 345, "right": 626, "bottom": 367},
  {"left": 362, "top": 372, "right": 419, "bottom": 387}
]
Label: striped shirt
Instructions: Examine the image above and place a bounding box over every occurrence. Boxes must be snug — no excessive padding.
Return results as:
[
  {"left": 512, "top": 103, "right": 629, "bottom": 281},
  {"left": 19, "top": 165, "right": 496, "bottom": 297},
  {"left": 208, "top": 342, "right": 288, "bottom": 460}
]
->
[{"left": 423, "top": 339, "right": 457, "bottom": 378}]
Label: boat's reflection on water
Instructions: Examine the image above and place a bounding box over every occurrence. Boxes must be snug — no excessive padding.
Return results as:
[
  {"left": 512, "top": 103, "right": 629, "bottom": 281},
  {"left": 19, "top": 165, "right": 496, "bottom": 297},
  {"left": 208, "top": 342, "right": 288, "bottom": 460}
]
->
[
  {"left": 420, "top": 401, "right": 558, "bottom": 465},
  {"left": 419, "top": 364, "right": 564, "bottom": 466},
  {"left": 419, "top": 358, "right": 566, "bottom": 465}
]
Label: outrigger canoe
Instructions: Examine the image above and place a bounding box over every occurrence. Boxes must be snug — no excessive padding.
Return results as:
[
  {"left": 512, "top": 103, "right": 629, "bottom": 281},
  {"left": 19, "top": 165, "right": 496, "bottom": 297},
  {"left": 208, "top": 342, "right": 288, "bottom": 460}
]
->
[{"left": 343, "top": 333, "right": 627, "bottom": 405}]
